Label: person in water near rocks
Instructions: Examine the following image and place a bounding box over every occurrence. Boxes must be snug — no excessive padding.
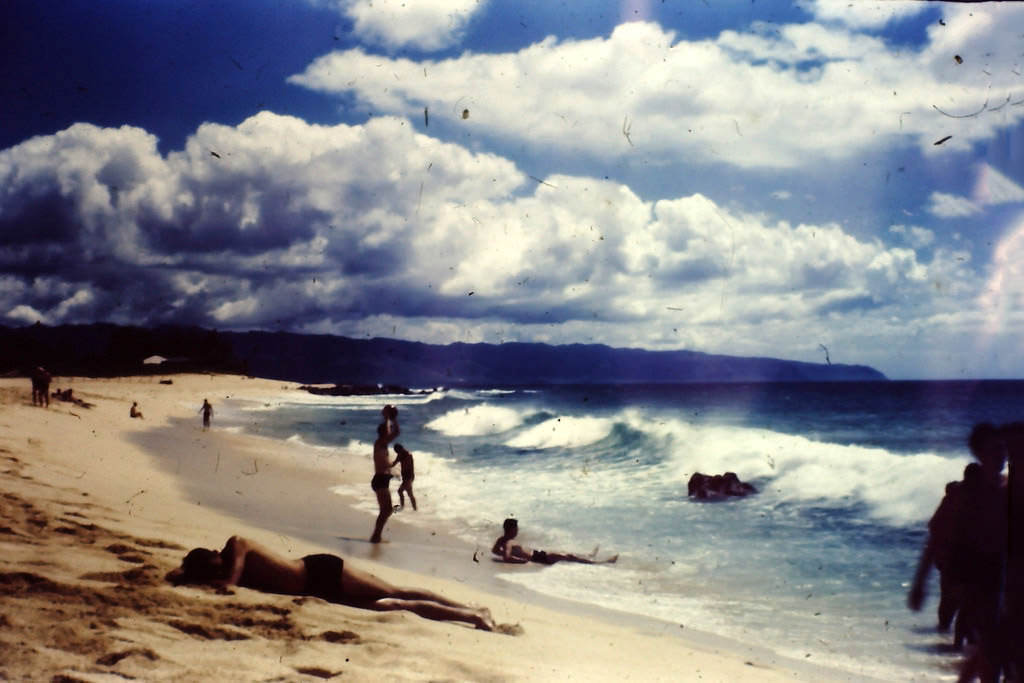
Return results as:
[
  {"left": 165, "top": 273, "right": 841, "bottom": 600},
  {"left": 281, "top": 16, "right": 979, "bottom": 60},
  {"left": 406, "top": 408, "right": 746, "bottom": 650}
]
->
[
  {"left": 168, "top": 535, "right": 498, "bottom": 631},
  {"left": 491, "top": 518, "right": 617, "bottom": 565}
]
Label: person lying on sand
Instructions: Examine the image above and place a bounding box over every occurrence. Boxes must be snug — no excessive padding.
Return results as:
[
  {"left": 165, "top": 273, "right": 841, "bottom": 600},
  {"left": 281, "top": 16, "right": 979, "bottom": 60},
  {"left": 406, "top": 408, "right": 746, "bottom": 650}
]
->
[
  {"left": 168, "top": 535, "right": 499, "bottom": 631},
  {"left": 491, "top": 518, "right": 617, "bottom": 565}
]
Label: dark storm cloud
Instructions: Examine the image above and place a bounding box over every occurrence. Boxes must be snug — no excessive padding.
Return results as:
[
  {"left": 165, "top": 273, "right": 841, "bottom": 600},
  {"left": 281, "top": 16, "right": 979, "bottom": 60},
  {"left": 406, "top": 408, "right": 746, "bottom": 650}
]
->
[
  {"left": 0, "top": 114, "right": 529, "bottom": 328},
  {"left": 0, "top": 194, "right": 81, "bottom": 247}
]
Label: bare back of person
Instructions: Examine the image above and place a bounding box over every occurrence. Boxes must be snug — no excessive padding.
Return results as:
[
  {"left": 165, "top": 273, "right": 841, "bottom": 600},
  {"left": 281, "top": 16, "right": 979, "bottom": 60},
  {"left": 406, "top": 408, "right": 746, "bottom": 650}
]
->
[{"left": 170, "top": 535, "right": 497, "bottom": 630}]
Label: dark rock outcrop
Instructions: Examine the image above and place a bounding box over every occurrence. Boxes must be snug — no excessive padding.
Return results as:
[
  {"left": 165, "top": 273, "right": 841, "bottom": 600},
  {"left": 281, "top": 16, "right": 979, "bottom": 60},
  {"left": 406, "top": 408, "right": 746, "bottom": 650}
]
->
[{"left": 687, "top": 472, "right": 757, "bottom": 500}]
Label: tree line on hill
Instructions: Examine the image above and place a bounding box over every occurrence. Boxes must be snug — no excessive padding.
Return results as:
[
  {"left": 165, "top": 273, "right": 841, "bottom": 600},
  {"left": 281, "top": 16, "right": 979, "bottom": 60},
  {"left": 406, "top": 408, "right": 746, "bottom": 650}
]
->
[{"left": 0, "top": 323, "right": 887, "bottom": 385}]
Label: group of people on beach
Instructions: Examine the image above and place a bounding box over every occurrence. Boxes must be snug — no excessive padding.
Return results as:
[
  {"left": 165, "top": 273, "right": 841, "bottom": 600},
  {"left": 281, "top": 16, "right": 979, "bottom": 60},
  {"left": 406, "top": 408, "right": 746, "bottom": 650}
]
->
[
  {"left": 168, "top": 400, "right": 617, "bottom": 634},
  {"left": 908, "top": 422, "right": 1024, "bottom": 681},
  {"left": 367, "top": 404, "right": 616, "bottom": 565},
  {"left": 167, "top": 400, "right": 504, "bottom": 631}
]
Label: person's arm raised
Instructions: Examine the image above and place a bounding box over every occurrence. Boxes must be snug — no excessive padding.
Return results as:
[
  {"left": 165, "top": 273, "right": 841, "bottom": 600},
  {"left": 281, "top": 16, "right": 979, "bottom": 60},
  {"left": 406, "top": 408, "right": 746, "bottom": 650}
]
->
[{"left": 219, "top": 536, "right": 250, "bottom": 587}]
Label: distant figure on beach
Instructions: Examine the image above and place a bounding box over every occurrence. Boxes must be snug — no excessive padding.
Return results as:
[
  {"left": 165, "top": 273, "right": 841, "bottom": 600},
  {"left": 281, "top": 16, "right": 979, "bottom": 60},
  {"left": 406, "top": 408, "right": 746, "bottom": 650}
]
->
[
  {"left": 391, "top": 443, "right": 417, "bottom": 512},
  {"left": 130, "top": 402, "right": 144, "bottom": 419},
  {"left": 370, "top": 405, "right": 400, "bottom": 543},
  {"left": 492, "top": 518, "right": 617, "bottom": 565},
  {"left": 30, "top": 366, "right": 51, "bottom": 407},
  {"left": 199, "top": 399, "right": 213, "bottom": 430},
  {"left": 168, "top": 535, "right": 498, "bottom": 631}
]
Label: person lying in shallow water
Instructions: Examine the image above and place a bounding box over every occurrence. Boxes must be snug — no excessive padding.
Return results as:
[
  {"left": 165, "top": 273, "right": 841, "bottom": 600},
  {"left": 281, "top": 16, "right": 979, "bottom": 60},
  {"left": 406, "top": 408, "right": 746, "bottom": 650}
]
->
[
  {"left": 168, "top": 535, "right": 498, "bottom": 631},
  {"left": 491, "top": 518, "right": 617, "bottom": 565}
]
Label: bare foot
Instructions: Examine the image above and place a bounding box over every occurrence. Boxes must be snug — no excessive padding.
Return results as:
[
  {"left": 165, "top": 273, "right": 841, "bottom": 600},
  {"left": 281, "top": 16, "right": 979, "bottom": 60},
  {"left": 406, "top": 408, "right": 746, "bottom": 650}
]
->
[{"left": 475, "top": 607, "right": 496, "bottom": 631}]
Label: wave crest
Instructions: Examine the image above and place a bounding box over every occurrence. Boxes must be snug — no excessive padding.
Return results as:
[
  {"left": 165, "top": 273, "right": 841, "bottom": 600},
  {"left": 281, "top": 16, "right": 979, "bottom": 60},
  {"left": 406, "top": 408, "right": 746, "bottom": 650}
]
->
[
  {"left": 506, "top": 416, "right": 613, "bottom": 450},
  {"left": 426, "top": 404, "right": 524, "bottom": 436}
]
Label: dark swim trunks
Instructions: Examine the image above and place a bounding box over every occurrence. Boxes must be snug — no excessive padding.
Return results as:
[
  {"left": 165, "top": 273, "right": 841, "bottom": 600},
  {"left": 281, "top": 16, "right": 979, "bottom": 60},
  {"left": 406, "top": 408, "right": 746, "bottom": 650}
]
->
[
  {"left": 531, "top": 550, "right": 555, "bottom": 565},
  {"left": 371, "top": 473, "right": 393, "bottom": 491},
  {"left": 302, "top": 553, "right": 344, "bottom": 602}
]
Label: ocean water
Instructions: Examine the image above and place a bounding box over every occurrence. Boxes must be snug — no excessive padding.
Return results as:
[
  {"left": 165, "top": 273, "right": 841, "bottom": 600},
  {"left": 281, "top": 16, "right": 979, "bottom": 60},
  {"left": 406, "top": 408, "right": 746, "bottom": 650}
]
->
[{"left": 221, "top": 381, "right": 1024, "bottom": 680}]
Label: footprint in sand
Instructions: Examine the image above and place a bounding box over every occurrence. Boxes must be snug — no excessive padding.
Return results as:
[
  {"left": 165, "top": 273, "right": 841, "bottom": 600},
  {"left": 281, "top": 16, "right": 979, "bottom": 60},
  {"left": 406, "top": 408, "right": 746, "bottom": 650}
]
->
[
  {"left": 96, "top": 648, "right": 159, "bottom": 666},
  {"left": 294, "top": 666, "right": 341, "bottom": 679},
  {"left": 495, "top": 622, "right": 525, "bottom": 636},
  {"left": 104, "top": 542, "right": 150, "bottom": 564},
  {"left": 168, "top": 619, "right": 250, "bottom": 641}
]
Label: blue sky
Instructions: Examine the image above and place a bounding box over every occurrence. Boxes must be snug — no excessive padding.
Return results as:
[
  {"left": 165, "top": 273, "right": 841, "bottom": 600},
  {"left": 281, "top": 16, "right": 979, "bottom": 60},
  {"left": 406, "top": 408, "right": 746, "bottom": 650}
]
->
[{"left": 2, "top": 0, "right": 1024, "bottom": 379}]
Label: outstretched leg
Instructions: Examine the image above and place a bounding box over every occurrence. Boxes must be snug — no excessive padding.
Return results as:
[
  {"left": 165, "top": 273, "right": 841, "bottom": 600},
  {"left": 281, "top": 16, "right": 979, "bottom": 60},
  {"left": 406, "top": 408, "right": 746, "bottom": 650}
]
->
[
  {"left": 343, "top": 564, "right": 477, "bottom": 610},
  {"left": 370, "top": 487, "right": 393, "bottom": 543},
  {"left": 401, "top": 481, "right": 417, "bottom": 511},
  {"left": 543, "top": 550, "right": 617, "bottom": 565},
  {"left": 373, "top": 598, "right": 495, "bottom": 630}
]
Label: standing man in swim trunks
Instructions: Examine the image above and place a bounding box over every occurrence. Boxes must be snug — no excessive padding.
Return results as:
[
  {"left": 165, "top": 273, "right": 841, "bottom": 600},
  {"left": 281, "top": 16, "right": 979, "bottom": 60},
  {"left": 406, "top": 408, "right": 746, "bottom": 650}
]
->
[{"left": 370, "top": 405, "right": 400, "bottom": 543}]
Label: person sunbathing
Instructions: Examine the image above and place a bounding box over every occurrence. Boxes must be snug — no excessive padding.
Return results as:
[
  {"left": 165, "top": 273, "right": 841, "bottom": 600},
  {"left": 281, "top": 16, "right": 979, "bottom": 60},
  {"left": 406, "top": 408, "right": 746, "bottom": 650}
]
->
[
  {"left": 491, "top": 518, "right": 617, "bottom": 565},
  {"left": 168, "top": 535, "right": 496, "bottom": 630}
]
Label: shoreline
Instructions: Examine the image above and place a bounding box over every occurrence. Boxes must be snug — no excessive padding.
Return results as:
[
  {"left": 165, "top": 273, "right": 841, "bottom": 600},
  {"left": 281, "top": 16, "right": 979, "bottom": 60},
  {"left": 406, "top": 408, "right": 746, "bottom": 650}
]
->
[
  {"left": 212, "top": 397, "right": 883, "bottom": 681},
  {"left": 0, "top": 374, "right": 867, "bottom": 680}
]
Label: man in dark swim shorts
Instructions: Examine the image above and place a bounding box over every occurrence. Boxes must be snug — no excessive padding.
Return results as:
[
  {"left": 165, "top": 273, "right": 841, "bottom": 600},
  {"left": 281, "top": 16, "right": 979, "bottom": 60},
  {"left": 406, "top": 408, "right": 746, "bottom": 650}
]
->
[
  {"left": 370, "top": 407, "right": 400, "bottom": 543},
  {"left": 302, "top": 553, "right": 346, "bottom": 602},
  {"left": 169, "top": 535, "right": 496, "bottom": 630},
  {"left": 530, "top": 550, "right": 554, "bottom": 565}
]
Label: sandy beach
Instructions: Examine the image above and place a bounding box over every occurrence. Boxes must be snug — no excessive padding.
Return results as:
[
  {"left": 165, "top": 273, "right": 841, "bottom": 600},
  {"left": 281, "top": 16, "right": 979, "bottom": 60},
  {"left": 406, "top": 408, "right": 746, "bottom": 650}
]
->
[{"left": 0, "top": 374, "right": 852, "bottom": 681}]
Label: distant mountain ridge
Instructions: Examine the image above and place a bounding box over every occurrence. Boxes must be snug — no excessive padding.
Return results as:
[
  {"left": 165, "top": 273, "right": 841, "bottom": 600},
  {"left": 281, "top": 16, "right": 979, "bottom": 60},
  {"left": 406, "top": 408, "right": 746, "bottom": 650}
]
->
[{"left": 0, "top": 323, "right": 887, "bottom": 384}]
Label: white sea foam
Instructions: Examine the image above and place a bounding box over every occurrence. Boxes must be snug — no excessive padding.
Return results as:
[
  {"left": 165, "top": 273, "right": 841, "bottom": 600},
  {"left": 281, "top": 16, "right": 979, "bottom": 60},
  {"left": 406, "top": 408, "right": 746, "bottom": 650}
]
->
[
  {"left": 234, "top": 389, "right": 448, "bottom": 411},
  {"left": 637, "top": 415, "right": 966, "bottom": 526},
  {"left": 426, "top": 404, "right": 525, "bottom": 437},
  {"left": 505, "top": 416, "right": 613, "bottom": 449}
]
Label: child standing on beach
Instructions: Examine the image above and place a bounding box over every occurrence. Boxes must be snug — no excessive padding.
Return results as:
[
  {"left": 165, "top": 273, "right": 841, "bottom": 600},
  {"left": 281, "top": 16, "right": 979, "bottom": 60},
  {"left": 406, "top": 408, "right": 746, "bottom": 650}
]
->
[{"left": 391, "top": 443, "right": 417, "bottom": 511}]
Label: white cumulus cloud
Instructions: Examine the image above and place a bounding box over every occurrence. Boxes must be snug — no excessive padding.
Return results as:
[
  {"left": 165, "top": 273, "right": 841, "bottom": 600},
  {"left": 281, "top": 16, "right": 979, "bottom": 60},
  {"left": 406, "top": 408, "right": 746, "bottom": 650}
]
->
[
  {"left": 318, "top": 0, "right": 486, "bottom": 50},
  {"left": 291, "top": 11, "right": 1024, "bottom": 170}
]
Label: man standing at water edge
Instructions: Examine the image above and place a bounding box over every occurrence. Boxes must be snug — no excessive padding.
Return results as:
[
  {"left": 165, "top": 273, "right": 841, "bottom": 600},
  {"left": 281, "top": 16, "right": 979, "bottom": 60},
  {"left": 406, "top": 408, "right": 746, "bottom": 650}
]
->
[
  {"left": 370, "top": 405, "right": 400, "bottom": 543},
  {"left": 199, "top": 398, "right": 214, "bottom": 430}
]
